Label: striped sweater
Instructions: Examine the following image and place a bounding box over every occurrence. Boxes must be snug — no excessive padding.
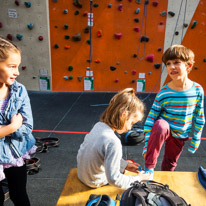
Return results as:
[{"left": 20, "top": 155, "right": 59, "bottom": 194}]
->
[{"left": 143, "top": 82, "right": 205, "bottom": 154}]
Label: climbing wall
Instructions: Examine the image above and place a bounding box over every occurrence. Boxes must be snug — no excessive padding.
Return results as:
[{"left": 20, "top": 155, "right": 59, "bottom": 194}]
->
[
  {"left": 162, "top": 0, "right": 206, "bottom": 88},
  {"left": 0, "top": 0, "right": 51, "bottom": 91},
  {"left": 49, "top": 0, "right": 168, "bottom": 92}
]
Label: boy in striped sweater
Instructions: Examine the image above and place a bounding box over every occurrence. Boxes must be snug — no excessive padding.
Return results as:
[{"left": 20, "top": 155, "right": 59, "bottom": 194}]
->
[{"left": 143, "top": 45, "right": 205, "bottom": 174}]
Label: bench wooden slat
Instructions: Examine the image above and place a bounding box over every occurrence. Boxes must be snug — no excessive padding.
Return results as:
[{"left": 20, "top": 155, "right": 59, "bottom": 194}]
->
[{"left": 57, "top": 168, "right": 206, "bottom": 206}]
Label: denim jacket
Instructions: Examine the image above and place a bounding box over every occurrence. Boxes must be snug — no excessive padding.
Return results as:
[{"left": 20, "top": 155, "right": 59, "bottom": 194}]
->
[{"left": 0, "top": 81, "right": 36, "bottom": 163}]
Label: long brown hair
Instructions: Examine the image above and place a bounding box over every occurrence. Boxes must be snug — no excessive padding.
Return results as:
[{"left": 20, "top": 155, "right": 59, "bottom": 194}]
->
[{"left": 100, "top": 88, "right": 145, "bottom": 130}]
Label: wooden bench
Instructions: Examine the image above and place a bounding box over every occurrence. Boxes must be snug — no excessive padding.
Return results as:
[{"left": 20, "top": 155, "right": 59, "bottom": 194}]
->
[{"left": 57, "top": 168, "right": 206, "bottom": 206}]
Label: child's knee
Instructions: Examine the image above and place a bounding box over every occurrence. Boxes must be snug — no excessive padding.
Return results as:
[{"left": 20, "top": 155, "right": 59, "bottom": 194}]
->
[{"left": 153, "top": 119, "right": 170, "bottom": 134}]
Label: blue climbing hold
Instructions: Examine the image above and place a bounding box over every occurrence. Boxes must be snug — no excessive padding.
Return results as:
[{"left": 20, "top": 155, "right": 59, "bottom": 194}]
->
[
  {"left": 24, "top": 1, "right": 31, "bottom": 8},
  {"left": 27, "top": 23, "right": 34, "bottom": 30},
  {"left": 16, "top": 34, "right": 23, "bottom": 41}
]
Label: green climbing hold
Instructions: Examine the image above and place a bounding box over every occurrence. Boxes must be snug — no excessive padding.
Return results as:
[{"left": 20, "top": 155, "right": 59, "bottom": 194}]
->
[
  {"left": 74, "top": 10, "right": 79, "bottom": 15},
  {"left": 136, "top": 0, "right": 141, "bottom": 4},
  {"left": 160, "top": 11, "right": 167, "bottom": 17},
  {"left": 65, "top": 35, "right": 70, "bottom": 39},
  {"left": 64, "top": 24, "right": 69, "bottom": 29},
  {"left": 135, "top": 8, "right": 140, "bottom": 14},
  {"left": 69, "top": 76, "right": 73, "bottom": 80},
  {"left": 93, "top": 3, "right": 99, "bottom": 7},
  {"left": 191, "top": 20, "right": 197, "bottom": 29},
  {"left": 203, "top": 58, "right": 206, "bottom": 62},
  {"left": 87, "top": 40, "right": 90, "bottom": 44},
  {"left": 134, "top": 18, "right": 139, "bottom": 23},
  {"left": 110, "top": 66, "right": 116, "bottom": 71},
  {"left": 68, "top": 66, "right": 73, "bottom": 71},
  {"left": 54, "top": 44, "right": 59, "bottom": 48}
]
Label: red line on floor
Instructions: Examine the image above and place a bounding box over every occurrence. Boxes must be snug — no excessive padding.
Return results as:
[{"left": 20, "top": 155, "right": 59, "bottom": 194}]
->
[
  {"left": 33, "top": 130, "right": 89, "bottom": 134},
  {"left": 33, "top": 130, "right": 206, "bottom": 140}
]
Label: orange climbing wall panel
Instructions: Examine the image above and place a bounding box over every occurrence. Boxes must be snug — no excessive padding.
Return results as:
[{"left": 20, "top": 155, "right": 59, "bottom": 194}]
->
[
  {"left": 181, "top": 1, "right": 206, "bottom": 88},
  {"left": 49, "top": 0, "right": 168, "bottom": 92}
]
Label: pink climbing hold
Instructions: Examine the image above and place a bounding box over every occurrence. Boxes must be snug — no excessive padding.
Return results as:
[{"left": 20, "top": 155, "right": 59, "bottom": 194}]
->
[
  {"left": 118, "top": 4, "right": 123, "bottom": 11},
  {"left": 38, "top": 36, "right": 44, "bottom": 41},
  {"left": 7, "top": 34, "right": 13, "bottom": 41},
  {"left": 0, "top": 22, "right": 2, "bottom": 28},
  {"left": 159, "top": 21, "right": 164, "bottom": 25},
  {"left": 132, "top": 70, "right": 137, "bottom": 75},
  {"left": 114, "top": 33, "right": 122, "bottom": 39},
  {"left": 146, "top": 54, "right": 155, "bottom": 62},
  {"left": 134, "top": 26, "right": 139, "bottom": 32},
  {"left": 152, "top": 1, "right": 159, "bottom": 7},
  {"left": 115, "top": 78, "right": 119, "bottom": 83}
]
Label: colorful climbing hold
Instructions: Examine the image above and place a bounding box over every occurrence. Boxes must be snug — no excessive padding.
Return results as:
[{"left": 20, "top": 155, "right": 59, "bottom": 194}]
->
[
  {"left": 16, "top": 34, "right": 23, "bottom": 41},
  {"left": 55, "top": 25, "right": 58, "bottom": 28},
  {"left": 154, "top": 63, "right": 161, "bottom": 69},
  {"left": 110, "top": 66, "right": 116, "bottom": 71},
  {"left": 97, "top": 30, "right": 102, "bottom": 37},
  {"left": 73, "top": 0, "right": 82, "bottom": 8},
  {"left": 87, "top": 40, "right": 90, "bottom": 44},
  {"left": 53, "top": 0, "right": 58, "bottom": 2},
  {"left": 116, "top": 62, "right": 120, "bottom": 65},
  {"left": 134, "top": 26, "right": 140, "bottom": 32},
  {"left": 194, "top": 66, "right": 198, "bottom": 70},
  {"left": 118, "top": 4, "right": 123, "bottom": 11},
  {"left": 15, "top": 0, "right": 20, "bottom": 6},
  {"left": 152, "top": 1, "right": 159, "bottom": 7},
  {"left": 159, "top": 21, "right": 164, "bottom": 25},
  {"left": 24, "top": 1, "right": 31, "bottom": 8},
  {"left": 77, "top": 76, "right": 82, "bottom": 82},
  {"left": 72, "top": 32, "right": 81, "bottom": 41},
  {"left": 68, "top": 66, "right": 73, "bottom": 71},
  {"left": 132, "top": 70, "right": 137, "bottom": 75},
  {"left": 160, "top": 11, "right": 167, "bottom": 17},
  {"left": 203, "top": 58, "right": 206, "bottom": 62},
  {"left": 65, "top": 35, "right": 70, "bottom": 39},
  {"left": 64, "top": 45, "right": 71, "bottom": 49},
  {"left": 69, "top": 76, "right": 73, "bottom": 80},
  {"left": 157, "top": 48, "right": 162, "bottom": 52},
  {"left": 115, "top": 78, "right": 119, "bottom": 83},
  {"left": 132, "top": 80, "right": 136, "bottom": 83},
  {"left": 146, "top": 54, "right": 154, "bottom": 62},
  {"left": 114, "top": 33, "right": 122, "bottom": 39},
  {"left": 22, "top": 66, "right": 26, "bottom": 70},
  {"left": 38, "top": 36, "right": 44, "bottom": 41},
  {"left": 183, "top": 23, "right": 188, "bottom": 28},
  {"left": 175, "top": 31, "right": 179, "bottom": 35},
  {"left": 136, "top": 0, "right": 141, "bottom": 4},
  {"left": 108, "top": 4, "right": 112, "bottom": 8},
  {"left": 7, "top": 34, "right": 12, "bottom": 41},
  {"left": 134, "top": 18, "right": 139, "bottom": 22},
  {"left": 64, "top": 24, "right": 69, "bottom": 29},
  {"left": 74, "top": 10, "right": 79, "bottom": 15},
  {"left": 148, "top": 72, "right": 152, "bottom": 75},
  {"left": 83, "top": 11, "right": 88, "bottom": 16},
  {"left": 84, "top": 26, "right": 89, "bottom": 33},
  {"left": 168, "top": 11, "right": 175, "bottom": 17},
  {"left": 64, "top": 76, "right": 68, "bottom": 80},
  {"left": 86, "top": 67, "right": 90, "bottom": 70},
  {"left": 135, "top": 8, "right": 140, "bottom": 14},
  {"left": 54, "top": 44, "right": 59, "bottom": 48},
  {"left": 124, "top": 71, "right": 128, "bottom": 74},
  {"left": 0, "top": 22, "right": 2, "bottom": 28},
  {"left": 95, "top": 59, "right": 101, "bottom": 63},
  {"left": 27, "top": 23, "right": 34, "bottom": 30},
  {"left": 140, "top": 36, "right": 149, "bottom": 42},
  {"left": 64, "top": 9, "right": 68, "bottom": 14},
  {"left": 133, "top": 54, "right": 137, "bottom": 57},
  {"left": 191, "top": 20, "right": 197, "bottom": 29},
  {"left": 93, "top": 3, "right": 99, "bottom": 8}
]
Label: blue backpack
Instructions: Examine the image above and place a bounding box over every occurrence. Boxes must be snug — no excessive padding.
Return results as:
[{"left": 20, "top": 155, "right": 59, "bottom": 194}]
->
[{"left": 86, "top": 194, "right": 116, "bottom": 206}]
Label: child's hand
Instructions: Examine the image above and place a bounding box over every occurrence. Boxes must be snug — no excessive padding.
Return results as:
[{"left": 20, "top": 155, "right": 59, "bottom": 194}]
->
[
  {"left": 11, "top": 113, "right": 23, "bottom": 130},
  {"left": 125, "top": 162, "right": 140, "bottom": 174},
  {"left": 138, "top": 171, "right": 152, "bottom": 181}
]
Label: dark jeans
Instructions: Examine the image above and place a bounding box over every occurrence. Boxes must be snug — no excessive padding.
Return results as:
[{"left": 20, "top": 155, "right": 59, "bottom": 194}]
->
[
  {"left": 145, "top": 119, "right": 188, "bottom": 171},
  {"left": 0, "top": 164, "right": 30, "bottom": 206}
]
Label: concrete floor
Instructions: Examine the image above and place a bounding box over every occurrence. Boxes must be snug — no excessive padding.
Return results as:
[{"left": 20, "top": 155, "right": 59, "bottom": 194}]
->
[{"left": 4, "top": 91, "right": 206, "bottom": 206}]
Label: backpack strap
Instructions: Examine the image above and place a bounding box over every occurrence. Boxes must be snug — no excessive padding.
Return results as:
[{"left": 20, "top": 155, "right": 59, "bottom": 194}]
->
[
  {"left": 160, "top": 194, "right": 187, "bottom": 206},
  {"left": 86, "top": 194, "right": 102, "bottom": 206}
]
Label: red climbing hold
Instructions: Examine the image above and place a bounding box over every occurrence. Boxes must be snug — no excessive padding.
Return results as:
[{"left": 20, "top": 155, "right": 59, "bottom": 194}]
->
[
  {"left": 134, "top": 26, "right": 140, "bottom": 32},
  {"left": 7, "top": 34, "right": 13, "bottom": 41},
  {"left": 118, "top": 4, "right": 123, "bottom": 11},
  {"left": 132, "top": 70, "right": 137, "bottom": 75},
  {"left": 146, "top": 54, "right": 154, "bottom": 62},
  {"left": 97, "top": 30, "right": 102, "bottom": 37},
  {"left": 95, "top": 59, "right": 101, "bottom": 63},
  {"left": 152, "top": 1, "right": 159, "bottom": 7},
  {"left": 114, "top": 33, "right": 122, "bottom": 39},
  {"left": 38, "top": 36, "right": 43, "bottom": 41},
  {"left": 22, "top": 66, "right": 26, "bottom": 70}
]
